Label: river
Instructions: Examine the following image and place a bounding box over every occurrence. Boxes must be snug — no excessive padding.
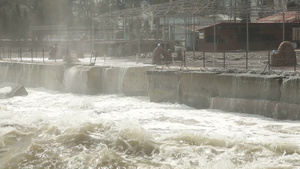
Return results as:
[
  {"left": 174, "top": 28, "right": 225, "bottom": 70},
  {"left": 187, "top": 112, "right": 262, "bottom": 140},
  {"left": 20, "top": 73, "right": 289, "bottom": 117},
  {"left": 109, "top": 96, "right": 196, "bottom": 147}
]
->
[{"left": 0, "top": 88, "right": 299, "bottom": 169}]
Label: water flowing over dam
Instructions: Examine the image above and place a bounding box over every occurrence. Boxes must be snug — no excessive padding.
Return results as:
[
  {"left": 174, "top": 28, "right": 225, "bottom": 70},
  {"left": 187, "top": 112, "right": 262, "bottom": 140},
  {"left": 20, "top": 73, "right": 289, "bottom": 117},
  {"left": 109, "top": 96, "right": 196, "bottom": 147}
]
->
[
  {"left": 0, "top": 61, "right": 300, "bottom": 168},
  {"left": 0, "top": 61, "right": 300, "bottom": 120}
]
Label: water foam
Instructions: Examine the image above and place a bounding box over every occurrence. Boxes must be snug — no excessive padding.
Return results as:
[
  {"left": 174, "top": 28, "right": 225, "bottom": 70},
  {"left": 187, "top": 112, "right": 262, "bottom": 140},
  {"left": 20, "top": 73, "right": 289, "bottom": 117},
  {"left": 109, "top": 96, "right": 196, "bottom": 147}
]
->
[{"left": 0, "top": 88, "right": 299, "bottom": 168}]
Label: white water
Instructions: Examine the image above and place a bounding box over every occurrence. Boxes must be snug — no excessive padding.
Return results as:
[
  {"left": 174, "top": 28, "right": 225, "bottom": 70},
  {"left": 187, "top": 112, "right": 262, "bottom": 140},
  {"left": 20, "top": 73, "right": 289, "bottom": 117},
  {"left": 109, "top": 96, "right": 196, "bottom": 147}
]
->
[
  {"left": 0, "top": 88, "right": 299, "bottom": 169},
  {"left": 63, "top": 66, "right": 88, "bottom": 94}
]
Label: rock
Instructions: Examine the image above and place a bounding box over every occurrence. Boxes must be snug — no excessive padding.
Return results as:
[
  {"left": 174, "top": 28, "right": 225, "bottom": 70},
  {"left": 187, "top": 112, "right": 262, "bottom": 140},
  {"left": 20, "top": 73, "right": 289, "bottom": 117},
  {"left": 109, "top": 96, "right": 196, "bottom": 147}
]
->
[
  {"left": 63, "top": 55, "right": 80, "bottom": 63},
  {"left": 49, "top": 45, "right": 68, "bottom": 60},
  {"left": 0, "top": 82, "right": 28, "bottom": 99},
  {"left": 271, "top": 41, "right": 297, "bottom": 67}
]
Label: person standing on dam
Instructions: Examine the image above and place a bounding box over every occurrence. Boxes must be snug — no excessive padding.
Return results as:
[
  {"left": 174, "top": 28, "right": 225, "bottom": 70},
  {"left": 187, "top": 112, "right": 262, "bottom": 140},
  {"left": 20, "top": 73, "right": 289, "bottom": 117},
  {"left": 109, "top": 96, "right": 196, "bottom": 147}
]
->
[{"left": 152, "top": 43, "right": 172, "bottom": 64}]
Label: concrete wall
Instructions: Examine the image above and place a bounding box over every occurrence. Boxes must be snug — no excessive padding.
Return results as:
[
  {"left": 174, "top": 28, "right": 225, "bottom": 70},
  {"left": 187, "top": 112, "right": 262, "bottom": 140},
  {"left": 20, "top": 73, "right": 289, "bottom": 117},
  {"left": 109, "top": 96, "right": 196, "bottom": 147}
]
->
[
  {"left": 179, "top": 72, "right": 218, "bottom": 109},
  {"left": 1, "top": 61, "right": 300, "bottom": 120},
  {"left": 0, "top": 62, "right": 64, "bottom": 91},
  {"left": 215, "top": 74, "right": 282, "bottom": 101},
  {"left": 101, "top": 66, "right": 149, "bottom": 96},
  {"left": 0, "top": 62, "right": 149, "bottom": 96},
  {"left": 147, "top": 70, "right": 300, "bottom": 120},
  {"left": 147, "top": 71, "right": 180, "bottom": 103}
]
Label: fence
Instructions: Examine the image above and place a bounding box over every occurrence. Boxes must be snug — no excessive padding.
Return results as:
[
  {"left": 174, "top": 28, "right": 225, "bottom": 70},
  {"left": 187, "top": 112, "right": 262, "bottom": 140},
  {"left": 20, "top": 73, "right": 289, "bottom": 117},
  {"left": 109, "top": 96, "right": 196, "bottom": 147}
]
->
[
  {"left": 0, "top": 47, "right": 89, "bottom": 63},
  {"left": 171, "top": 50, "right": 299, "bottom": 72},
  {"left": 0, "top": 46, "right": 298, "bottom": 72}
]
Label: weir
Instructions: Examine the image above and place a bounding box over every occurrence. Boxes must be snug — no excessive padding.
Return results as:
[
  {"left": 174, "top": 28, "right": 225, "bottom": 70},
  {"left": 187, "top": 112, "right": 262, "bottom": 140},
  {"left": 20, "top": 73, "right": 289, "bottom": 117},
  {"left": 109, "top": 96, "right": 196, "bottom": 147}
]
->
[
  {"left": 0, "top": 61, "right": 300, "bottom": 120},
  {"left": 63, "top": 65, "right": 89, "bottom": 94}
]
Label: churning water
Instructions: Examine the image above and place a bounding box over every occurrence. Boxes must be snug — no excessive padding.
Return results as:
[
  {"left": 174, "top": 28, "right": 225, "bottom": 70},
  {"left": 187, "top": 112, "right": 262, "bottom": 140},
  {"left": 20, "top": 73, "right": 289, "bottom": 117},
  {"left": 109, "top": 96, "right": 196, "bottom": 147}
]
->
[{"left": 0, "top": 88, "right": 299, "bottom": 169}]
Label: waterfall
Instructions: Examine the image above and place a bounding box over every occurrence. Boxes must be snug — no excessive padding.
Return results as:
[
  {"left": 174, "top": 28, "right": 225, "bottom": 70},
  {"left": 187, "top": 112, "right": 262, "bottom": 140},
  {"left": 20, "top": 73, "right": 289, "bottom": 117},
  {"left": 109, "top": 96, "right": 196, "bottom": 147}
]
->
[
  {"left": 0, "top": 63, "right": 38, "bottom": 87},
  {"left": 102, "top": 67, "right": 115, "bottom": 94},
  {"left": 1, "top": 63, "right": 19, "bottom": 84},
  {"left": 189, "top": 73, "right": 194, "bottom": 93},
  {"left": 63, "top": 65, "right": 88, "bottom": 94},
  {"left": 0, "top": 64, "right": 10, "bottom": 83},
  {"left": 176, "top": 78, "right": 182, "bottom": 103},
  {"left": 118, "top": 67, "right": 127, "bottom": 94},
  {"left": 232, "top": 75, "right": 241, "bottom": 98},
  {"left": 102, "top": 67, "right": 128, "bottom": 94},
  {"left": 22, "top": 64, "right": 39, "bottom": 87}
]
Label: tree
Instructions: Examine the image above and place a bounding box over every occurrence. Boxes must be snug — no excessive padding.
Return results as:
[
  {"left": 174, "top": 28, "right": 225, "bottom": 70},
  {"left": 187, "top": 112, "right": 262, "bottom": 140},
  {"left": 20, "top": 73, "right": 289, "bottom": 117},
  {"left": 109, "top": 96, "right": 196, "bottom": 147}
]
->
[
  {"left": 0, "top": 0, "right": 13, "bottom": 38},
  {"left": 72, "top": 0, "right": 95, "bottom": 26},
  {"left": 97, "top": 1, "right": 109, "bottom": 15},
  {"left": 21, "top": 9, "right": 30, "bottom": 40},
  {"left": 239, "top": 0, "right": 251, "bottom": 22},
  {"left": 11, "top": 3, "right": 22, "bottom": 40},
  {"left": 287, "top": 0, "right": 300, "bottom": 10},
  {"left": 0, "top": 9, "right": 9, "bottom": 38},
  {"left": 111, "top": 0, "right": 125, "bottom": 11}
]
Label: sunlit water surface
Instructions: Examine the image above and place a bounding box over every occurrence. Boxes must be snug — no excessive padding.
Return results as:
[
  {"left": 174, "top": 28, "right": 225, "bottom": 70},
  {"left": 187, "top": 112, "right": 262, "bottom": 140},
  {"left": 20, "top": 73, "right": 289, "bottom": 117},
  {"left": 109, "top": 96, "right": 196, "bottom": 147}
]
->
[{"left": 0, "top": 88, "right": 299, "bottom": 169}]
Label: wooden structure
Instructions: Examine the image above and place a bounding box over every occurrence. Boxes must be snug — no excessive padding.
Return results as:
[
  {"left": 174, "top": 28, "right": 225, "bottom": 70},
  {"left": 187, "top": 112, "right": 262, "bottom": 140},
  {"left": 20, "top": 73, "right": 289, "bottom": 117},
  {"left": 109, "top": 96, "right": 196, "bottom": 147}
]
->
[
  {"left": 198, "top": 22, "right": 300, "bottom": 51},
  {"left": 198, "top": 11, "right": 300, "bottom": 52}
]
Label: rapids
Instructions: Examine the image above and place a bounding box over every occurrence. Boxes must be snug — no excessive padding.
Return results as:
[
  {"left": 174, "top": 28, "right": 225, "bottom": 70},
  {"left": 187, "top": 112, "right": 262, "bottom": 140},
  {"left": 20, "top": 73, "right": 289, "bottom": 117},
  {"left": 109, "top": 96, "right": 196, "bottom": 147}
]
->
[{"left": 0, "top": 88, "right": 299, "bottom": 169}]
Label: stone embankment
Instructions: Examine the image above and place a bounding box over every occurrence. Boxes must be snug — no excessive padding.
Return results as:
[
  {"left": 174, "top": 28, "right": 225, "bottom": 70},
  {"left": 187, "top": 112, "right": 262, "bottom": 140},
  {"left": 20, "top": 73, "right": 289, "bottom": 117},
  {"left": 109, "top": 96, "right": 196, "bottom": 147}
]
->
[{"left": 0, "top": 61, "right": 299, "bottom": 120}]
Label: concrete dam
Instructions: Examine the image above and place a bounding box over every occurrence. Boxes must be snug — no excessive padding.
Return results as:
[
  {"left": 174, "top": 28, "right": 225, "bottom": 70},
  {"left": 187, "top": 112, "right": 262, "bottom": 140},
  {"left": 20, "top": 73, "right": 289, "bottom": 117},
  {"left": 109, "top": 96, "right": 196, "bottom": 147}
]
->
[{"left": 0, "top": 61, "right": 299, "bottom": 120}]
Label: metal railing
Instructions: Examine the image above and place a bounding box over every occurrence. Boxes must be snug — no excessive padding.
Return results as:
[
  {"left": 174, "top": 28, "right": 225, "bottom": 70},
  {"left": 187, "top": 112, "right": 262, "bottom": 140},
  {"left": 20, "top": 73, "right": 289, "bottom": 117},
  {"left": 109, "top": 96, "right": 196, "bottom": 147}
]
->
[
  {"left": 1, "top": 47, "right": 299, "bottom": 72},
  {"left": 176, "top": 50, "right": 299, "bottom": 72}
]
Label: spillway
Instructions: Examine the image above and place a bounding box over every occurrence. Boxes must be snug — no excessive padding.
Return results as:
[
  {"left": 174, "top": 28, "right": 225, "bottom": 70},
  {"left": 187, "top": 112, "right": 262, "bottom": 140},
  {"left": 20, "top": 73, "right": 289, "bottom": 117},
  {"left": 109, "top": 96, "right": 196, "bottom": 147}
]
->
[
  {"left": 0, "top": 61, "right": 300, "bottom": 120},
  {"left": 0, "top": 61, "right": 300, "bottom": 168}
]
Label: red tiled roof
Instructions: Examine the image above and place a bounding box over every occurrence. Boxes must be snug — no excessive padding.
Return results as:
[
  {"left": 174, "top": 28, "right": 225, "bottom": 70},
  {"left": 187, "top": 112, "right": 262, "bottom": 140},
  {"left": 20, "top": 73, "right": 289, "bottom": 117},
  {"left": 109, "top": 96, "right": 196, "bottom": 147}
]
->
[{"left": 255, "top": 11, "right": 300, "bottom": 23}]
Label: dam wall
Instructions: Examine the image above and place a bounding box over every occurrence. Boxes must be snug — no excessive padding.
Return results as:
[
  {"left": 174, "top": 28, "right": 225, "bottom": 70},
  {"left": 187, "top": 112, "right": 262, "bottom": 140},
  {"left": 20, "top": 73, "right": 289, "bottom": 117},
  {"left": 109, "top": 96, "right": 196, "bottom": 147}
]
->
[
  {"left": 0, "top": 62, "right": 65, "bottom": 90},
  {"left": 0, "top": 62, "right": 149, "bottom": 96},
  {"left": 1, "top": 62, "right": 300, "bottom": 120},
  {"left": 147, "top": 70, "right": 300, "bottom": 120}
]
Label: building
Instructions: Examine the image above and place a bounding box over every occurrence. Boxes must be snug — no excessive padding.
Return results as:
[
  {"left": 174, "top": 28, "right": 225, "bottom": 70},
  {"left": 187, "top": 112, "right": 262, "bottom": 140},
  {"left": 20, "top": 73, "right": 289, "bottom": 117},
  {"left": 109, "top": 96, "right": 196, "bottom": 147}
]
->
[{"left": 198, "top": 11, "right": 300, "bottom": 52}]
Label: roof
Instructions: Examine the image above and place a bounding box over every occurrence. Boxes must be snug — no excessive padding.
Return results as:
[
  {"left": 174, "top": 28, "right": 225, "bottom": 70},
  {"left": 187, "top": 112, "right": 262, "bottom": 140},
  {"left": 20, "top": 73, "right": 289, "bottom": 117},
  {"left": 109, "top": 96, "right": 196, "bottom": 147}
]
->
[
  {"left": 255, "top": 11, "right": 300, "bottom": 23},
  {"left": 197, "top": 22, "right": 266, "bottom": 31},
  {"left": 196, "top": 22, "right": 300, "bottom": 31}
]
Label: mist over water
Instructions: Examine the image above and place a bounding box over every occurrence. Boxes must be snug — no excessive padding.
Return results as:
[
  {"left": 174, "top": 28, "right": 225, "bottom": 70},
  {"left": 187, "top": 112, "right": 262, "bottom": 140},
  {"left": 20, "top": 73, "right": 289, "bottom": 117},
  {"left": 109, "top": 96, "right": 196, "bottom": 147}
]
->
[{"left": 0, "top": 88, "right": 299, "bottom": 169}]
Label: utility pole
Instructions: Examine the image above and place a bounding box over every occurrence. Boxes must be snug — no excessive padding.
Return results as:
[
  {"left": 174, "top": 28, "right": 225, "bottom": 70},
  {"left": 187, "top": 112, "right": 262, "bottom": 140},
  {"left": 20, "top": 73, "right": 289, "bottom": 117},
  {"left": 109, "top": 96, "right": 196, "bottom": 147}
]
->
[
  {"left": 193, "top": 13, "right": 196, "bottom": 59},
  {"left": 283, "top": 12, "right": 285, "bottom": 41},
  {"left": 234, "top": 0, "right": 237, "bottom": 22},
  {"left": 109, "top": 0, "right": 112, "bottom": 40}
]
